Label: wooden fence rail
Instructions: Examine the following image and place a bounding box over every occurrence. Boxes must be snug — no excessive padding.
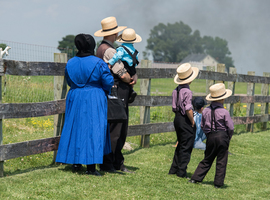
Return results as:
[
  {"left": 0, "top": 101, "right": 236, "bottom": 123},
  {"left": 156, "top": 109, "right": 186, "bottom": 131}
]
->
[{"left": 0, "top": 57, "right": 269, "bottom": 177}]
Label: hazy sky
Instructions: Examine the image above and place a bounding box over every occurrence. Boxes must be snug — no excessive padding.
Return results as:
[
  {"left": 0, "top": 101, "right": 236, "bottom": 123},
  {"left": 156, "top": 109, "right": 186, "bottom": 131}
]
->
[{"left": 1, "top": 0, "right": 270, "bottom": 75}]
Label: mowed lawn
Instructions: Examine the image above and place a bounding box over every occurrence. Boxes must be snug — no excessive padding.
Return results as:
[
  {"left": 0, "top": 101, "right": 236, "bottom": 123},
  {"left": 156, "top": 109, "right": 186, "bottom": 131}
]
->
[
  {"left": 1, "top": 75, "right": 270, "bottom": 199},
  {"left": 1, "top": 130, "right": 270, "bottom": 199}
]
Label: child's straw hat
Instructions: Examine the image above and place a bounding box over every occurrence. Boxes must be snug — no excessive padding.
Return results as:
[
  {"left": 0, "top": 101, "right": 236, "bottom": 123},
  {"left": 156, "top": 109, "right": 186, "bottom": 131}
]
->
[
  {"left": 174, "top": 63, "right": 199, "bottom": 85},
  {"left": 206, "top": 83, "right": 232, "bottom": 101},
  {"left": 116, "top": 28, "right": 142, "bottom": 43}
]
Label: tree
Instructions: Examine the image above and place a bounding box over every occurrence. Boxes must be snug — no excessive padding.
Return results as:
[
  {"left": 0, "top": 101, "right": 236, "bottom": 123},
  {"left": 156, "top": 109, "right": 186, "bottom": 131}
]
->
[
  {"left": 0, "top": 43, "right": 7, "bottom": 50},
  {"left": 145, "top": 21, "right": 234, "bottom": 69},
  {"left": 58, "top": 35, "right": 77, "bottom": 59},
  {"left": 145, "top": 22, "right": 198, "bottom": 62},
  {"left": 202, "top": 36, "right": 234, "bottom": 69}
]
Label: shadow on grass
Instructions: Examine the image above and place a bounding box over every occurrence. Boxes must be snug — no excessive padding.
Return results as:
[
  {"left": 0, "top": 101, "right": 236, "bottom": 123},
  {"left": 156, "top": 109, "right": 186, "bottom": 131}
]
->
[
  {"left": 2, "top": 162, "right": 59, "bottom": 177},
  {"left": 123, "top": 141, "right": 177, "bottom": 156},
  {"left": 59, "top": 164, "right": 139, "bottom": 176},
  {"left": 201, "top": 181, "right": 229, "bottom": 189}
]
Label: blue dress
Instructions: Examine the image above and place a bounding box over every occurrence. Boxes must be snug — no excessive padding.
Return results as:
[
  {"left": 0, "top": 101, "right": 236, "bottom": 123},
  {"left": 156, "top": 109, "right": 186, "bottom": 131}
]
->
[{"left": 56, "top": 55, "right": 114, "bottom": 165}]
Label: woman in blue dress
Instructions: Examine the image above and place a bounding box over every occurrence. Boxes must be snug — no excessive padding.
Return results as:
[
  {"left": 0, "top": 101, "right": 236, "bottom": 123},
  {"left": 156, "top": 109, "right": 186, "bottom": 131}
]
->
[{"left": 56, "top": 34, "right": 114, "bottom": 176}]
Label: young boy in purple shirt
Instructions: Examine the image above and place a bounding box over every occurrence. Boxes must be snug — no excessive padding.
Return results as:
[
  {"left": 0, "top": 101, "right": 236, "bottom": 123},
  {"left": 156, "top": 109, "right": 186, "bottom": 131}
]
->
[
  {"left": 189, "top": 83, "right": 234, "bottom": 188},
  {"left": 168, "top": 63, "right": 199, "bottom": 178}
]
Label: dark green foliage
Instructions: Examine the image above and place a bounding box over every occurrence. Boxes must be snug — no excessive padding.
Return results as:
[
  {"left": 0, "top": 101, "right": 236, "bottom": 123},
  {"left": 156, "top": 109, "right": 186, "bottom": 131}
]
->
[
  {"left": 0, "top": 43, "right": 7, "bottom": 50},
  {"left": 145, "top": 21, "right": 234, "bottom": 69},
  {"left": 57, "top": 35, "right": 77, "bottom": 59},
  {"left": 202, "top": 36, "right": 234, "bottom": 70}
]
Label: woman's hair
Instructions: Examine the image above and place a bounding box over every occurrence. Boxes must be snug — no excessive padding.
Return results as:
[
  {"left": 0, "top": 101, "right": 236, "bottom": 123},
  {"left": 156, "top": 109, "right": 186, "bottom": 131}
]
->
[{"left": 75, "top": 34, "right": 96, "bottom": 57}]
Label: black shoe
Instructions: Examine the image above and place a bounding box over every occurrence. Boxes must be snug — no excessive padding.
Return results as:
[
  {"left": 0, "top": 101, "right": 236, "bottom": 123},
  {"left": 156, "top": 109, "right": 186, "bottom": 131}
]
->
[
  {"left": 128, "top": 91, "right": 137, "bottom": 103},
  {"left": 86, "top": 170, "right": 101, "bottom": 176},
  {"left": 72, "top": 164, "right": 82, "bottom": 172},
  {"left": 120, "top": 166, "right": 134, "bottom": 173},
  {"left": 214, "top": 185, "right": 221, "bottom": 189},
  {"left": 188, "top": 179, "right": 198, "bottom": 184}
]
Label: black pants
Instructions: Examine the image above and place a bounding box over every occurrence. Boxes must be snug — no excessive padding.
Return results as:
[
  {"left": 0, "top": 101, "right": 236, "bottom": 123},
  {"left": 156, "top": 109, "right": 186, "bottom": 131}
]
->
[
  {"left": 191, "top": 131, "right": 230, "bottom": 186},
  {"left": 169, "top": 112, "right": 196, "bottom": 177},
  {"left": 100, "top": 81, "right": 130, "bottom": 170}
]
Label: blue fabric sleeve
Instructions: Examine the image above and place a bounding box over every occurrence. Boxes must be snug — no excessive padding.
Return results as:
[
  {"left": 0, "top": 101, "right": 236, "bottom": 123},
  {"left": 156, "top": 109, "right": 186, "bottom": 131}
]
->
[{"left": 108, "top": 47, "right": 125, "bottom": 65}]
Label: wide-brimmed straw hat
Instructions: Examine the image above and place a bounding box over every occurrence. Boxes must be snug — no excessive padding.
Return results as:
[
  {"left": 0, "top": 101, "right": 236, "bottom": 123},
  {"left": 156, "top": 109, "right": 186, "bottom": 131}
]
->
[
  {"left": 174, "top": 63, "right": 199, "bottom": 85},
  {"left": 94, "top": 16, "right": 127, "bottom": 37},
  {"left": 116, "top": 28, "right": 142, "bottom": 43},
  {"left": 206, "top": 83, "right": 232, "bottom": 101}
]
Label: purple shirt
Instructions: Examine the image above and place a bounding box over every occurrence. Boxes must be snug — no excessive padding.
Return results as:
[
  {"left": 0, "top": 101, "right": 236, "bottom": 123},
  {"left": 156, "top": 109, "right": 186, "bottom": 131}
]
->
[
  {"left": 201, "top": 101, "right": 234, "bottom": 139},
  {"left": 172, "top": 84, "right": 193, "bottom": 115}
]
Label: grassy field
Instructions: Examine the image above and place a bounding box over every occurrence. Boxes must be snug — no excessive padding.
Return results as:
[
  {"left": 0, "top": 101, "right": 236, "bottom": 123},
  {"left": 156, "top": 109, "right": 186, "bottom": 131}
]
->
[{"left": 1, "top": 75, "right": 270, "bottom": 199}]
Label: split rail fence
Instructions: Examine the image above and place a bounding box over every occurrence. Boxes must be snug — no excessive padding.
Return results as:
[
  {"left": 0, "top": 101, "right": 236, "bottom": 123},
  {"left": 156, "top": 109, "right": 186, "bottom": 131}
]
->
[{"left": 0, "top": 54, "right": 269, "bottom": 177}]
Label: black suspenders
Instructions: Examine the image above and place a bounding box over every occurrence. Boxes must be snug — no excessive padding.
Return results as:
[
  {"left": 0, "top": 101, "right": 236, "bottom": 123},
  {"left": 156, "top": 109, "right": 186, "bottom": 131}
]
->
[
  {"left": 121, "top": 45, "right": 139, "bottom": 67},
  {"left": 210, "top": 105, "right": 218, "bottom": 132}
]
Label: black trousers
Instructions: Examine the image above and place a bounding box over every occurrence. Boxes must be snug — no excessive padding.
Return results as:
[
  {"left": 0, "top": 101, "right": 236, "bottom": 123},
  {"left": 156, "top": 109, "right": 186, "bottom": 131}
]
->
[
  {"left": 169, "top": 112, "right": 196, "bottom": 177},
  {"left": 100, "top": 81, "right": 130, "bottom": 170},
  {"left": 191, "top": 131, "right": 230, "bottom": 186}
]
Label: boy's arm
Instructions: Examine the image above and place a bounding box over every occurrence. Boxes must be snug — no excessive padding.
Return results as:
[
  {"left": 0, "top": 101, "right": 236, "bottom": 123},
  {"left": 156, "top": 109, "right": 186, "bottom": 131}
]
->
[
  {"left": 225, "top": 111, "right": 234, "bottom": 139},
  {"left": 185, "top": 90, "right": 194, "bottom": 126},
  {"left": 108, "top": 47, "right": 125, "bottom": 66},
  {"left": 186, "top": 109, "right": 195, "bottom": 127},
  {"left": 104, "top": 48, "right": 131, "bottom": 83}
]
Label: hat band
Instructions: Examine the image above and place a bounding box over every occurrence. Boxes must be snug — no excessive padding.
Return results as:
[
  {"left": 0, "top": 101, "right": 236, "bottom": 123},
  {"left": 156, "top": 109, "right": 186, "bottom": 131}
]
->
[
  {"left": 179, "top": 71, "right": 193, "bottom": 80},
  {"left": 121, "top": 37, "right": 136, "bottom": 42},
  {"left": 210, "top": 91, "right": 227, "bottom": 99},
  {"left": 102, "top": 25, "right": 118, "bottom": 32}
]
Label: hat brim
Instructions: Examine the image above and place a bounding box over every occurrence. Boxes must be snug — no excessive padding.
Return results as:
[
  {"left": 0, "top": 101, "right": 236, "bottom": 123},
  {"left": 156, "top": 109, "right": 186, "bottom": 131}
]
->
[
  {"left": 205, "top": 89, "right": 232, "bottom": 101},
  {"left": 174, "top": 67, "right": 199, "bottom": 85},
  {"left": 94, "top": 26, "right": 127, "bottom": 37},
  {"left": 116, "top": 33, "right": 142, "bottom": 43}
]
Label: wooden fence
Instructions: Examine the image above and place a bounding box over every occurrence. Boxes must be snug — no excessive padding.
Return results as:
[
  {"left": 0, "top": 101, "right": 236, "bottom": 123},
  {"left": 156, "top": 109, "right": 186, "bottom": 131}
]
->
[{"left": 0, "top": 55, "right": 269, "bottom": 177}]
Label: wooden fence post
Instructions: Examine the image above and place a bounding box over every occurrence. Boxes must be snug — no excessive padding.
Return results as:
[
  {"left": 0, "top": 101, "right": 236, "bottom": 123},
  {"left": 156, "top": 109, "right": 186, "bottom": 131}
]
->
[
  {"left": 261, "top": 72, "right": 270, "bottom": 130},
  {"left": 140, "top": 60, "right": 151, "bottom": 148},
  {"left": 53, "top": 53, "right": 67, "bottom": 163},
  {"left": 227, "top": 68, "right": 237, "bottom": 116},
  {"left": 246, "top": 71, "right": 255, "bottom": 132},
  {"left": 206, "top": 66, "right": 215, "bottom": 95},
  {"left": 216, "top": 64, "right": 226, "bottom": 84},
  {"left": 0, "top": 58, "right": 3, "bottom": 177}
]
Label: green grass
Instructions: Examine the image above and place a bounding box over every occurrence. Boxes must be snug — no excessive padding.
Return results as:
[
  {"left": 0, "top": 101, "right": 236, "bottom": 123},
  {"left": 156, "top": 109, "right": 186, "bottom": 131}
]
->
[
  {"left": 1, "top": 130, "right": 270, "bottom": 199},
  {"left": 1, "top": 75, "right": 270, "bottom": 199}
]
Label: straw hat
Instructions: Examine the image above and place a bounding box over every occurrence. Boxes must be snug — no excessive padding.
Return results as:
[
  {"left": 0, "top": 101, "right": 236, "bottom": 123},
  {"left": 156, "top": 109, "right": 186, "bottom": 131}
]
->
[
  {"left": 116, "top": 28, "right": 142, "bottom": 43},
  {"left": 174, "top": 63, "right": 199, "bottom": 85},
  {"left": 206, "top": 83, "right": 232, "bottom": 101},
  {"left": 94, "top": 16, "right": 127, "bottom": 37}
]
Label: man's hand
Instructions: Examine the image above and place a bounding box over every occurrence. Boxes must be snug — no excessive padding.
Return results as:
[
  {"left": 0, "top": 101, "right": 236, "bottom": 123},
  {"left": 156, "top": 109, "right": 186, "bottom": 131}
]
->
[{"left": 130, "top": 74, "right": 138, "bottom": 86}]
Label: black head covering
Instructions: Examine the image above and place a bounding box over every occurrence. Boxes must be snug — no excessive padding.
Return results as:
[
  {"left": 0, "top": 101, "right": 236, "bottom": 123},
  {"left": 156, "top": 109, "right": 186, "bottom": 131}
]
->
[{"left": 75, "top": 34, "right": 96, "bottom": 57}]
